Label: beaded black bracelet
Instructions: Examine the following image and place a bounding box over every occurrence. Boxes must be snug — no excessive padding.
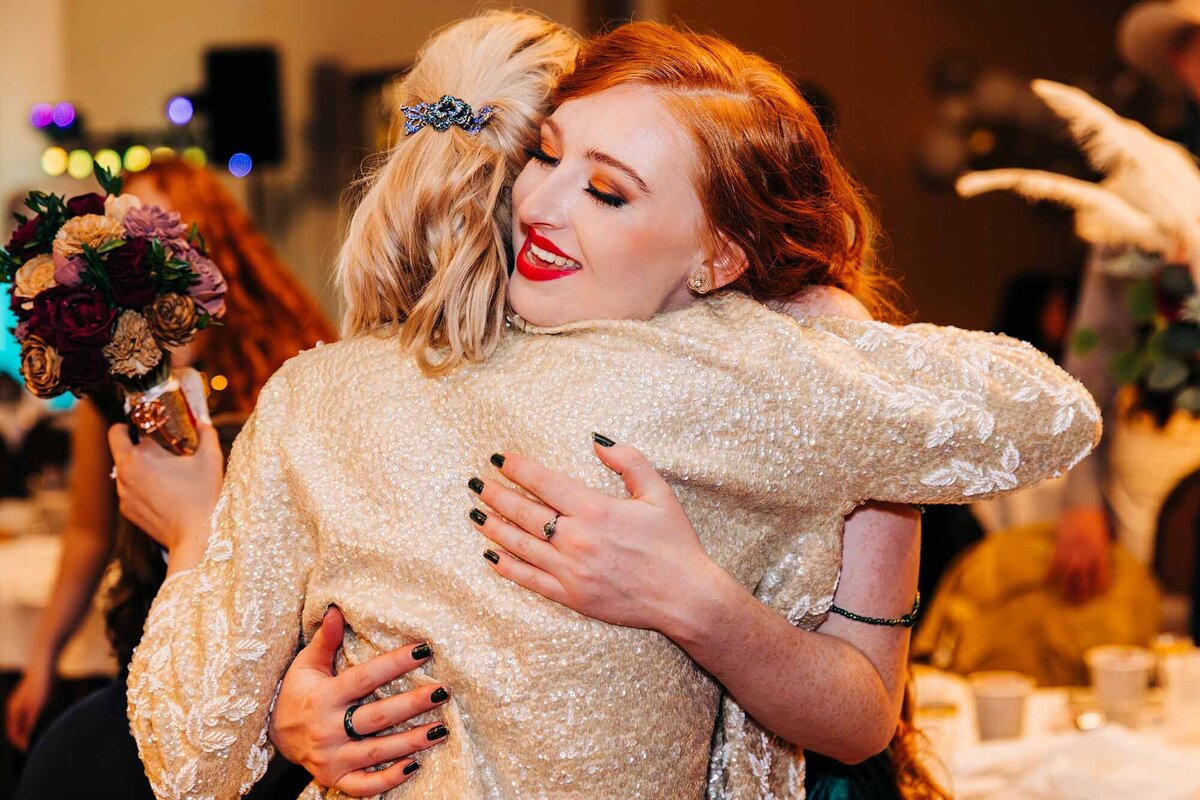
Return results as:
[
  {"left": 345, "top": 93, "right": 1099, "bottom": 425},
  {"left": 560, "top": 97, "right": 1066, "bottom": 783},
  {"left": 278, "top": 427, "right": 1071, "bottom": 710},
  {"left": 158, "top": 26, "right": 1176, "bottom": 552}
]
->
[{"left": 829, "top": 592, "right": 921, "bottom": 628}]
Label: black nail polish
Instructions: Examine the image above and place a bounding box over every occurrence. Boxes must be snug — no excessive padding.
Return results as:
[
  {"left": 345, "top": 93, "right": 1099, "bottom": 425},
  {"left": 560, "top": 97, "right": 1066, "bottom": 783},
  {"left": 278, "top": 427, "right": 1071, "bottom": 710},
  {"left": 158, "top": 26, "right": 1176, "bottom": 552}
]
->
[
  {"left": 403, "top": 760, "right": 421, "bottom": 775},
  {"left": 591, "top": 432, "right": 616, "bottom": 447},
  {"left": 468, "top": 477, "right": 484, "bottom": 494},
  {"left": 431, "top": 686, "right": 449, "bottom": 703},
  {"left": 411, "top": 642, "right": 432, "bottom": 660},
  {"left": 427, "top": 724, "right": 449, "bottom": 741},
  {"left": 490, "top": 453, "right": 505, "bottom": 468},
  {"left": 483, "top": 549, "right": 500, "bottom": 564},
  {"left": 469, "top": 508, "right": 487, "bottom": 526}
]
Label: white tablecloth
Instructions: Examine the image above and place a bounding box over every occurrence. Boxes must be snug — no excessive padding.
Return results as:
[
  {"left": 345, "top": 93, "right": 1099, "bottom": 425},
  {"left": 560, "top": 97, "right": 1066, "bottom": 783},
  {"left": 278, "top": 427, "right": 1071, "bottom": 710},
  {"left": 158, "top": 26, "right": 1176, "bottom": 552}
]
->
[
  {"left": 915, "top": 668, "right": 1200, "bottom": 800},
  {"left": 0, "top": 533, "right": 117, "bottom": 677}
]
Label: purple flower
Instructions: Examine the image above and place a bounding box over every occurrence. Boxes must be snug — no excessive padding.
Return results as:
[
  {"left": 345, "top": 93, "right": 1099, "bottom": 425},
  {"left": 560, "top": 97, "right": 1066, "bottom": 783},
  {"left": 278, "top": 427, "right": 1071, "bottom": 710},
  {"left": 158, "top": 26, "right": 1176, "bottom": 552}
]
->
[
  {"left": 14, "top": 320, "right": 28, "bottom": 340},
  {"left": 52, "top": 252, "right": 86, "bottom": 288},
  {"left": 180, "top": 249, "right": 227, "bottom": 318},
  {"left": 122, "top": 205, "right": 188, "bottom": 242}
]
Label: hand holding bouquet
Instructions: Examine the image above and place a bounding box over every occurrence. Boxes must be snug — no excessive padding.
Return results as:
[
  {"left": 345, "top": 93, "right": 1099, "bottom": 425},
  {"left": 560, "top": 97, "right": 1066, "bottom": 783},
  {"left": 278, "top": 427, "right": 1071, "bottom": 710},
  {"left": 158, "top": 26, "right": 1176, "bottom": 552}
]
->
[{"left": 2, "top": 167, "right": 227, "bottom": 454}]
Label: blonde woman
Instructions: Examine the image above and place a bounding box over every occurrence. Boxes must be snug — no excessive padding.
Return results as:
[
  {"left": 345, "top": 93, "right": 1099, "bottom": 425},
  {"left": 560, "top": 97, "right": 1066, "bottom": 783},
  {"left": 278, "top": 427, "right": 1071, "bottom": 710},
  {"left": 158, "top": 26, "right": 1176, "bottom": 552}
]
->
[{"left": 129, "top": 13, "right": 1097, "bottom": 800}]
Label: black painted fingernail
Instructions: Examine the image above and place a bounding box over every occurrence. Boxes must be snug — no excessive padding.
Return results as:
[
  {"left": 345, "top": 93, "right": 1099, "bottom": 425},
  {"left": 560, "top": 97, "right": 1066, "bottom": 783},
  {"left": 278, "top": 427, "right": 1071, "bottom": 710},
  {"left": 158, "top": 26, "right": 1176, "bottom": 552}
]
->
[
  {"left": 427, "top": 724, "right": 449, "bottom": 741},
  {"left": 592, "top": 432, "right": 616, "bottom": 447},
  {"left": 484, "top": 549, "right": 500, "bottom": 564},
  {"left": 490, "top": 453, "right": 505, "bottom": 468},
  {"left": 403, "top": 760, "right": 421, "bottom": 775},
  {"left": 431, "top": 686, "right": 449, "bottom": 703},
  {"left": 469, "top": 508, "right": 487, "bottom": 526},
  {"left": 411, "top": 642, "right": 432, "bottom": 660},
  {"left": 468, "top": 477, "right": 484, "bottom": 494}
]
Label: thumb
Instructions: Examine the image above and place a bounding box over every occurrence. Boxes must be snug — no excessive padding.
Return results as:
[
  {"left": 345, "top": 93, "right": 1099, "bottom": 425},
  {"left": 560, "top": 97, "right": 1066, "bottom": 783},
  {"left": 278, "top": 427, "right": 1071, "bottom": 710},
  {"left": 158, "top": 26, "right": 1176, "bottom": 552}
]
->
[
  {"left": 107, "top": 423, "right": 135, "bottom": 463},
  {"left": 590, "top": 433, "right": 672, "bottom": 504},
  {"left": 295, "top": 606, "right": 344, "bottom": 674}
]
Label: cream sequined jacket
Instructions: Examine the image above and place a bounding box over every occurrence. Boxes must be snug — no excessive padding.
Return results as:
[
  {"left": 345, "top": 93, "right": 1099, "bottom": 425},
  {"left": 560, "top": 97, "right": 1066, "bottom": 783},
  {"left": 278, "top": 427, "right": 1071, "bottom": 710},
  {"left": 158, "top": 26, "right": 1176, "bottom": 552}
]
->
[{"left": 128, "top": 292, "right": 1099, "bottom": 800}]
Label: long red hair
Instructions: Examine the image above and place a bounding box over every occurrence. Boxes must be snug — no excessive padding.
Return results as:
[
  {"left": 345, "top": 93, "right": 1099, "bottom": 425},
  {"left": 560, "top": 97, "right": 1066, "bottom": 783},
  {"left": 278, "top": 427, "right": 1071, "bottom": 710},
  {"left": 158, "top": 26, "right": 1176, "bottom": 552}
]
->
[
  {"left": 552, "top": 22, "right": 903, "bottom": 321},
  {"left": 126, "top": 159, "right": 336, "bottom": 413}
]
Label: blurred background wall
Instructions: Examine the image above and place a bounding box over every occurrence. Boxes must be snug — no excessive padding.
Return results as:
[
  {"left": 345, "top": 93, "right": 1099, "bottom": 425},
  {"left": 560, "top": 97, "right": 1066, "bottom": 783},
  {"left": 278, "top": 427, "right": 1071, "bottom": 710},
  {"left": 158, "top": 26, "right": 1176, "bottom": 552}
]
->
[
  {"left": 667, "top": 0, "right": 1135, "bottom": 327},
  {"left": 1, "top": 0, "right": 1146, "bottom": 329}
]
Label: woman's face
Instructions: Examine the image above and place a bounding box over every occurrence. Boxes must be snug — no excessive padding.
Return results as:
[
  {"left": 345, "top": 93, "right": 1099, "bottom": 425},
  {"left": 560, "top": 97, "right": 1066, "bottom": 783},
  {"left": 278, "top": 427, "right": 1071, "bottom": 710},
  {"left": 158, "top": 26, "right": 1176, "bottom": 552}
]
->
[{"left": 508, "top": 85, "right": 714, "bottom": 326}]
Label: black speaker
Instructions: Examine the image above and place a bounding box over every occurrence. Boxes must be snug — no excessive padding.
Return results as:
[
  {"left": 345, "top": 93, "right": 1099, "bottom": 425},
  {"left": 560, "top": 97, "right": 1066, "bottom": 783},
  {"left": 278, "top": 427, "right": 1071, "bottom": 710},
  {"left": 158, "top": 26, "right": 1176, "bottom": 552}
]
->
[{"left": 204, "top": 47, "right": 284, "bottom": 167}]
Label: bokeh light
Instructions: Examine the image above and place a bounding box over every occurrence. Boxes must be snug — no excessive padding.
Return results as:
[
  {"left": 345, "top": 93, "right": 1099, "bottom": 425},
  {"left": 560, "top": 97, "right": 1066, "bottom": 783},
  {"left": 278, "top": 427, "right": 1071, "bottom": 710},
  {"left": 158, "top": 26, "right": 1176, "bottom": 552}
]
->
[
  {"left": 124, "top": 145, "right": 152, "bottom": 172},
  {"left": 67, "top": 149, "right": 94, "bottom": 179},
  {"left": 52, "top": 102, "right": 76, "bottom": 128},
  {"left": 151, "top": 146, "right": 176, "bottom": 161},
  {"left": 30, "top": 103, "right": 53, "bottom": 128},
  {"left": 181, "top": 146, "right": 206, "bottom": 167},
  {"left": 41, "top": 146, "right": 69, "bottom": 177},
  {"left": 227, "top": 152, "right": 253, "bottom": 178},
  {"left": 210, "top": 374, "right": 228, "bottom": 392},
  {"left": 166, "top": 96, "right": 194, "bottom": 125},
  {"left": 94, "top": 149, "right": 122, "bottom": 177}
]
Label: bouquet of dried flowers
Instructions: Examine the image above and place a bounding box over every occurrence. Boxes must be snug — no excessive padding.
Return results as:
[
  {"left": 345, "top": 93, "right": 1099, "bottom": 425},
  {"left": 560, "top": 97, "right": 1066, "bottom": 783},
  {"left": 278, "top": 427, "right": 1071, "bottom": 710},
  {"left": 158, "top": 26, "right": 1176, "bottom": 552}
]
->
[{"left": 2, "top": 167, "right": 226, "bottom": 454}]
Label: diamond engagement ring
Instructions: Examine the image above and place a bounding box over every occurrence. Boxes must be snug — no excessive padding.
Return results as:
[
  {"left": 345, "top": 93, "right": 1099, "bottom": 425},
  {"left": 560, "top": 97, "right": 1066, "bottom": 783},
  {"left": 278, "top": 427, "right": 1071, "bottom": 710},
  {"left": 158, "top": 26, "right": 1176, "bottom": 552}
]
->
[{"left": 542, "top": 513, "right": 561, "bottom": 541}]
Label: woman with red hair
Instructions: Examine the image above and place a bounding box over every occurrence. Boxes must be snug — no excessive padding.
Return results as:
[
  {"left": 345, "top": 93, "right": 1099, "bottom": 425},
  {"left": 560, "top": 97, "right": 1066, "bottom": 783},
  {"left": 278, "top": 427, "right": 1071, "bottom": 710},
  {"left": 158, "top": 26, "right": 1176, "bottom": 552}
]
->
[{"left": 128, "top": 16, "right": 1094, "bottom": 800}]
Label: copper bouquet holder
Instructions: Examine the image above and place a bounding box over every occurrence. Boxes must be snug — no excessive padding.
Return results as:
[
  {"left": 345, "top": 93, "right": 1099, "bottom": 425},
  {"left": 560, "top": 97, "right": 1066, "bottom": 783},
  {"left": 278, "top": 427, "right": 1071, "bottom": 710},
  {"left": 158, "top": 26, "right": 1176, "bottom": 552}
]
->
[{"left": 123, "top": 367, "right": 210, "bottom": 456}]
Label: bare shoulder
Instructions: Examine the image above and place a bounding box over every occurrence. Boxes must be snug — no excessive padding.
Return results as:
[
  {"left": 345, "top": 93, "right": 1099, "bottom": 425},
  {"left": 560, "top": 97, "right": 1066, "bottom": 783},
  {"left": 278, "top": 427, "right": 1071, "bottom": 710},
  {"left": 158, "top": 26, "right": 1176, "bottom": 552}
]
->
[{"left": 767, "top": 285, "right": 873, "bottom": 322}]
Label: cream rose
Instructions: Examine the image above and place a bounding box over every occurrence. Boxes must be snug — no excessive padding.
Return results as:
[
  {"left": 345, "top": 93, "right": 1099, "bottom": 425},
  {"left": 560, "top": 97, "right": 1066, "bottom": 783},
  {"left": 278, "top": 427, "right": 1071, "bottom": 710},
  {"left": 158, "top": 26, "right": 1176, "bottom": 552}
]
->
[
  {"left": 104, "top": 193, "right": 143, "bottom": 224},
  {"left": 52, "top": 214, "right": 124, "bottom": 258},
  {"left": 13, "top": 254, "right": 57, "bottom": 304}
]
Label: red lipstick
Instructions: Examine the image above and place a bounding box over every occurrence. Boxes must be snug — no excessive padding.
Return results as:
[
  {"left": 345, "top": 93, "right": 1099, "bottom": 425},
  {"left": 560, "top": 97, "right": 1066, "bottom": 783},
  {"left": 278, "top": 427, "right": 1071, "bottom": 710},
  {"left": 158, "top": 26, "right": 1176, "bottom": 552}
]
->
[{"left": 515, "top": 229, "right": 581, "bottom": 282}]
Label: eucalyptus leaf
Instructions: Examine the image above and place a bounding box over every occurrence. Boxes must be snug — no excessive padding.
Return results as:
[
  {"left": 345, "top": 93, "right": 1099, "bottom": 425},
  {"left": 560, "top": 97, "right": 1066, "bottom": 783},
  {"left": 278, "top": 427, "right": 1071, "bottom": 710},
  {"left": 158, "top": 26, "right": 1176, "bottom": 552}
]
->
[
  {"left": 1160, "top": 264, "right": 1196, "bottom": 298},
  {"left": 1163, "top": 323, "right": 1200, "bottom": 356},
  {"left": 1110, "top": 349, "right": 1150, "bottom": 384},
  {"left": 94, "top": 164, "right": 123, "bottom": 197},
  {"left": 1146, "top": 357, "right": 1188, "bottom": 391},
  {"left": 1125, "top": 280, "right": 1157, "bottom": 322},
  {"left": 1072, "top": 327, "right": 1099, "bottom": 356}
]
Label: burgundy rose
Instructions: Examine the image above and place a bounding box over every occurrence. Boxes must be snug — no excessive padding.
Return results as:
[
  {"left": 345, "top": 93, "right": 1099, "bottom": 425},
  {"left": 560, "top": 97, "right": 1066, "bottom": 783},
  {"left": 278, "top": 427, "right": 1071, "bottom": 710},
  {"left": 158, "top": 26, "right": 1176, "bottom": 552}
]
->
[
  {"left": 180, "top": 249, "right": 227, "bottom": 318},
  {"left": 28, "top": 285, "right": 117, "bottom": 348},
  {"left": 107, "top": 237, "right": 157, "bottom": 309},
  {"left": 14, "top": 320, "right": 28, "bottom": 340},
  {"left": 66, "top": 193, "right": 106, "bottom": 217},
  {"left": 5, "top": 217, "right": 40, "bottom": 258},
  {"left": 59, "top": 344, "right": 109, "bottom": 390}
]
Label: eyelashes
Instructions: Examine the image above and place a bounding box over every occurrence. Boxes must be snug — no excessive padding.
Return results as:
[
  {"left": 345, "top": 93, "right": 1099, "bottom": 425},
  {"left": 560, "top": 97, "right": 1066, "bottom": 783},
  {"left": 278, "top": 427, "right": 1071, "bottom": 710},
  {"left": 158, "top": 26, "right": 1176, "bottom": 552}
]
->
[
  {"left": 585, "top": 186, "right": 627, "bottom": 208},
  {"left": 525, "top": 145, "right": 629, "bottom": 209}
]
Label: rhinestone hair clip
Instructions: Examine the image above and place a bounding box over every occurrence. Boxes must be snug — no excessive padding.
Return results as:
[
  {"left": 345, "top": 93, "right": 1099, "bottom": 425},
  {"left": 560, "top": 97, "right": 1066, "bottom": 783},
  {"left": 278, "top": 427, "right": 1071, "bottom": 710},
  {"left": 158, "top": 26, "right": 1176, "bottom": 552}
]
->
[{"left": 401, "top": 95, "right": 494, "bottom": 136}]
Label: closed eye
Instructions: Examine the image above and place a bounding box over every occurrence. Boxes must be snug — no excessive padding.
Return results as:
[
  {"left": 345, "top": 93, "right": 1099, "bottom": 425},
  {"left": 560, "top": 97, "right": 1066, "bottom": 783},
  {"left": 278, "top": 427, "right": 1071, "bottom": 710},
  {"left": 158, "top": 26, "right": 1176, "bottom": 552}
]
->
[
  {"left": 526, "top": 145, "right": 559, "bottom": 167},
  {"left": 585, "top": 185, "right": 627, "bottom": 208}
]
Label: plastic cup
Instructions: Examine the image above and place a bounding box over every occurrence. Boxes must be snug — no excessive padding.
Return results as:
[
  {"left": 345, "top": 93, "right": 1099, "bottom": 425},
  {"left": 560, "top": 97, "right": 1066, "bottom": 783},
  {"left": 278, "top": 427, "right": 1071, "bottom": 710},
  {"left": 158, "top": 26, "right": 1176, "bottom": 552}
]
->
[
  {"left": 1084, "top": 645, "right": 1154, "bottom": 728},
  {"left": 969, "top": 671, "right": 1034, "bottom": 740},
  {"left": 1161, "top": 651, "right": 1200, "bottom": 742}
]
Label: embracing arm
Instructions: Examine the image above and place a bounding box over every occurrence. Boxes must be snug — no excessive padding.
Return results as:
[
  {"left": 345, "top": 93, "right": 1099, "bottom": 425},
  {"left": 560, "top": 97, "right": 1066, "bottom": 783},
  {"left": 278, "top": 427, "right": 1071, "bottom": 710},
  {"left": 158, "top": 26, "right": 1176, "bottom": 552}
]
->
[
  {"left": 667, "top": 503, "right": 920, "bottom": 762},
  {"left": 127, "top": 370, "right": 315, "bottom": 800}
]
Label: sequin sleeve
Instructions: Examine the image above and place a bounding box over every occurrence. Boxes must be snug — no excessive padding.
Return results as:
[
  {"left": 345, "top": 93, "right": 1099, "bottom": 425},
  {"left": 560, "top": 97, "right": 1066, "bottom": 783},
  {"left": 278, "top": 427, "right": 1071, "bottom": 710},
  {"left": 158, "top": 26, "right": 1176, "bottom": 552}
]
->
[
  {"left": 127, "top": 367, "right": 315, "bottom": 800},
  {"left": 802, "top": 316, "right": 1101, "bottom": 505}
]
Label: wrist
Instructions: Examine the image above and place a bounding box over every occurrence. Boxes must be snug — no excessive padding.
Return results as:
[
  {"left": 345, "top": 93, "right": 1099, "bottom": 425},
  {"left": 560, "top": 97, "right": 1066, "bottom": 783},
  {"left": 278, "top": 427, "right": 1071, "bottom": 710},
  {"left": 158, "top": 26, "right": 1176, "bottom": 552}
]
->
[{"left": 659, "top": 557, "right": 743, "bottom": 650}]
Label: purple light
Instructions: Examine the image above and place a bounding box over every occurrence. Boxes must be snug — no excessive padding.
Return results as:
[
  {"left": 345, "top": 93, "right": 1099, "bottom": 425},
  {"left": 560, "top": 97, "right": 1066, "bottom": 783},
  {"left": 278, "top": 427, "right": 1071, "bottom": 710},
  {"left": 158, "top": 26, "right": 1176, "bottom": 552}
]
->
[
  {"left": 166, "top": 96, "right": 194, "bottom": 125},
  {"left": 52, "top": 102, "right": 76, "bottom": 128},
  {"left": 227, "top": 152, "right": 253, "bottom": 178},
  {"left": 30, "top": 103, "right": 53, "bottom": 128}
]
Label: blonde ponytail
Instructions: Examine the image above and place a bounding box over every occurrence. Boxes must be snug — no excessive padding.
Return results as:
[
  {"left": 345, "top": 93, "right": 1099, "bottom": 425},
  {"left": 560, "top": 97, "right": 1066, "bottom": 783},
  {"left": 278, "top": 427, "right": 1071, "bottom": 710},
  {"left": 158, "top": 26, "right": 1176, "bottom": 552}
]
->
[{"left": 336, "top": 11, "right": 579, "bottom": 374}]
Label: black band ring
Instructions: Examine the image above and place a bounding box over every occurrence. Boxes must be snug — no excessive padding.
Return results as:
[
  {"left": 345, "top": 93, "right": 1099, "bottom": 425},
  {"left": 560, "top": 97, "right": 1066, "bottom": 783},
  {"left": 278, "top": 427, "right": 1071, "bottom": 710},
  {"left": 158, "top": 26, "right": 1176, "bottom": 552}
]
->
[{"left": 344, "top": 703, "right": 369, "bottom": 741}]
